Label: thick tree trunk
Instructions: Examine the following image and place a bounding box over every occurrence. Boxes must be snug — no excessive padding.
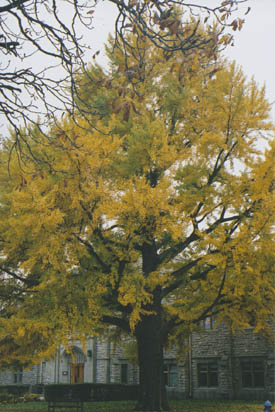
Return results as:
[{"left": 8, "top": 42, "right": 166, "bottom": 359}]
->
[{"left": 135, "top": 315, "right": 170, "bottom": 411}]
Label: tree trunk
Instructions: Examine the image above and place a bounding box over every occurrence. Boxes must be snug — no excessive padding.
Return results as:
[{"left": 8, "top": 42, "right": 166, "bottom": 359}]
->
[{"left": 135, "top": 314, "right": 170, "bottom": 411}]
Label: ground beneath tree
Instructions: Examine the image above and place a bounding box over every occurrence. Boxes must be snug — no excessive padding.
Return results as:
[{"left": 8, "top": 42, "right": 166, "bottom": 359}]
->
[{"left": 0, "top": 400, "right": 264, "bottom": 412}]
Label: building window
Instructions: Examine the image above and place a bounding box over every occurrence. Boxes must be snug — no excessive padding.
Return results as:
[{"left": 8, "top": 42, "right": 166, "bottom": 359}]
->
[
  {"left": 121, "top": 363, "right": 128, "bottom": 384},
  {"left": 241, "top": 360, "right": 265, "bottom": 388},
  {"left": 163, "top": 363, "right": 178, "bottom": 387},
  {"left": 201, "top": 316, "right": 215, "bottom": 330},
  {"left": 41, "top": 361, "right": 46, "bottom": 384},
  {"left": 198, "top": 362, "right": 218, "bottom": 387},
  {"left": 14, "top": 368, "right": 23, "bottom": 383}
]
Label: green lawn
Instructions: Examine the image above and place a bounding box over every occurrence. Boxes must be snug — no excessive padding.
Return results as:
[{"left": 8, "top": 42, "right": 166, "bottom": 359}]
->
[{"left": 0, "top": 400, "right": 264, "bottom": 412}]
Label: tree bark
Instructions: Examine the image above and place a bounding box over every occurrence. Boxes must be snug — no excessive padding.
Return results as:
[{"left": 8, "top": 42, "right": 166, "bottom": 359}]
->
[{"left": 135, "top": 314, "right": 170, "bottom": 411}]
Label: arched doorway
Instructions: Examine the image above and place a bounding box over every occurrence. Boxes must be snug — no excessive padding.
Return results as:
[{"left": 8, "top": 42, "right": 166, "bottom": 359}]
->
[
  {"left": 71, "top": 346, "right": 86, "bottom": 383},
  {"left": 64, "top": 346, "right": 86, "bottom": 383}
]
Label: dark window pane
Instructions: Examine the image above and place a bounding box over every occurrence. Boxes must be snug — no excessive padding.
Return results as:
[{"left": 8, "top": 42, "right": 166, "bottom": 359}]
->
[
  {"left": 243, "top": 372, "right": 253, "bottom": 387},
  {"left": 14, "top": 368, "right": 23, "bottom": 384},
  {"left": 199, "top": 364, "right": 208, "bottom": 373},
  {"left": 198, "top": 372, "right": 208, "bottom": 387},
  {"left": 242, "top": 360, "right": 264, "bottom": 388},
  {"left": 209, "top": 371, "right": 218, "bottom": 387},
  {"left": 242, "top": 362, "right": 251, "bottom": 371},
  {"left": 198, "top": 363, "right": 218, "bottom": 388},
  {"left": 121, "top": 364, "right": 128, "bottom": 384},
  {"left": 254, "top": 372, "right": 264, "bottom": 387},
  {"left": 254, "top": 362, "right": 264, "bottom": 371}
]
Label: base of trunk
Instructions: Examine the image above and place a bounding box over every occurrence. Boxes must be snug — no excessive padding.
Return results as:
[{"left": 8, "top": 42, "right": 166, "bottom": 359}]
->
[
  {"left": 135, "top": 378, "right": 170, "bottom": 411},
  {"left": 134, "top": 398, "right": 170, "bottom": 411},
  {"left": 135, "top": 315, "right": 170, "bottom": 411}
]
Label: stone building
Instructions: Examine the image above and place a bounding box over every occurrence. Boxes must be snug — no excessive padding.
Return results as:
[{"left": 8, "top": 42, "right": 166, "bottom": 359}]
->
[{"left": 0, "top": 323, "right": 274, "bottom": 401}]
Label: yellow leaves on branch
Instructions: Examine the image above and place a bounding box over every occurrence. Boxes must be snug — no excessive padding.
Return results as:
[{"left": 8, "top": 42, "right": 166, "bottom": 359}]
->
[
  {"left": 0, "top": 316, "right": 59, "bottom": 365},
  {"left": 0, "top": 28, "right": 274, "bottom": 364}
]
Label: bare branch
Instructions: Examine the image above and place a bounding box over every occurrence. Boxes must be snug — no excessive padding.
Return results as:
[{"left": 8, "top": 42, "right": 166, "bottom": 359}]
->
[{"left": 0, "top": 0, "right": 248, "bottom": 155}]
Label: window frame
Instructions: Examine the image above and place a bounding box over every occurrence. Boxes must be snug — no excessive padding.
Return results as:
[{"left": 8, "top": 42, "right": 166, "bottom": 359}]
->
[
  {"left": 241, "top": 359, "right": 265, "bottom": 389},
  {"left": 163, "top": 362, "right": 178, "bottom": 387},
  {"left": 120, "top": 363, "right": 128, "bottom": 384},
  {"left": 197, "top": 361, "right": 219, "bottom": 388},
  {"left": 201, "top": 316, "right": 215, "bottom": 330},
  {"left": 13, "top": 367, "right": 23, "bottom": 384}
]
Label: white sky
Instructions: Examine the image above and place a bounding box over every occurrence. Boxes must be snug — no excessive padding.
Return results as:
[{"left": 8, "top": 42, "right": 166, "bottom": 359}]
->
[
  {"left": 89, "top": 0, "right": 275, "bottom": 120},
  {"left": 224, "top": 0, "right": 275, "bottom": 119},
  {"left": 2, "top": 0, "right": 274, "bottom": 131}
]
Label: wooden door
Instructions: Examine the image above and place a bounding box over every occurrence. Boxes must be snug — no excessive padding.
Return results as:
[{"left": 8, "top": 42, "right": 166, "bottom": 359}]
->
[{"left": 71, "top": 363, "right": 84, "bottom": 383}]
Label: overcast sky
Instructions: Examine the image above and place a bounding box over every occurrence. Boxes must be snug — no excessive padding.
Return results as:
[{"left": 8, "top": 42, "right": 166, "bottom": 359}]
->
[
  {"left": 90, "top": 0, "right": 275, "bottom": 120},
  {"left": 224, "top": 0, "right": 275, "bottom": 119},
  {"left": 2, "top": 0, "right": 274, "bottom": 132}
]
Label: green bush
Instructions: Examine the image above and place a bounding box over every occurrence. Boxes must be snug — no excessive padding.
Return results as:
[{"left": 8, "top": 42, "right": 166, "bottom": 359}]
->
[
  {"left": 30, "top": 384, "right": 44, "bottom": 395},
  {"left": 0, "top": 387, "right": 42, "bottom": 404},
  {"left": 0, "top": 385, "right": 30, "bottom": 397},
  {"left": 0, "top": 391, "right": 10, "bottom": 403},
  {"left": 44, "top": 383, "right": 139, "bottom": 402}
]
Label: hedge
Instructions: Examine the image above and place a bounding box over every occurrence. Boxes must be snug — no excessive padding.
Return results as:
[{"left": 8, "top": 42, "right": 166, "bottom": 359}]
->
[
  {"left": 0, "top": 385, "right": 30, "bottom": 396},
  {"left": 0, "top": 384, "right": 44, "bottom": 396},
  {"left": 44, "top": 383, "right": 139, "bottom": 402}
]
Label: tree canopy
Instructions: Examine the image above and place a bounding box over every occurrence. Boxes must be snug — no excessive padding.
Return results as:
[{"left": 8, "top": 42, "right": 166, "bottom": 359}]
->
[
  {"left": 0, "top": 28, "right": 274, "bottom": 411},
  {"left": 1, "top": 0, "right": 248, "bottom": 146}
]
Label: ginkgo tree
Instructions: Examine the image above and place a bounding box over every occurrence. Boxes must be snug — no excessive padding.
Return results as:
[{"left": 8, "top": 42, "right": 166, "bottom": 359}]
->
[
  {"left": 1, "top": 0, "right": 248, "bottom": 148},
  {"left": 0, "top": 28, "right": 274, "bottom": 411}
]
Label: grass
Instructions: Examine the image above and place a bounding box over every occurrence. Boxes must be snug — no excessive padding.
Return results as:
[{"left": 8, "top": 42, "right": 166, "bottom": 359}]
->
[{"left": 0, "top": 400, "right": 265, "bottom": 412}]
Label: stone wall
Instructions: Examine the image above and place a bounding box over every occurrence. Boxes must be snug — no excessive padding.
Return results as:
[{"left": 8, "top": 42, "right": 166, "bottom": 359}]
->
[
  {"left": 188, "top": 324, "right": 274, "bottom": 401},
  {"left": 0, "top": 325, "right": 273, "bottom": 402},
  {"left": 0, "top": 365, "right": 39, "bottom": 385}
]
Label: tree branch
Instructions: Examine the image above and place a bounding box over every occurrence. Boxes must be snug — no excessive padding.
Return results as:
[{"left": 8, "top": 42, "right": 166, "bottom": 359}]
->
[
  {"left": 0, "top": 265, "right": 34, "bottom": 286},
  {"left": 102, "top": 315, "right": 130, "bottom": 332},
  {"left": 74, "top": 235, "right": 111, "bottom": 274}
]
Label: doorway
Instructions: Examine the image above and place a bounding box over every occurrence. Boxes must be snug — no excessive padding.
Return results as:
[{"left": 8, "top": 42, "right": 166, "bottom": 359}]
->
[{"left": 71, "top": 363, "right": 84, "bottom": 383}]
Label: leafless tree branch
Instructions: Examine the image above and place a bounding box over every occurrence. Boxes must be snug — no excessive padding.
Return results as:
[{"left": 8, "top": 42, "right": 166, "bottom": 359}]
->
[{"left": 0, "top": 0, "right": 248, "bottom": 154}]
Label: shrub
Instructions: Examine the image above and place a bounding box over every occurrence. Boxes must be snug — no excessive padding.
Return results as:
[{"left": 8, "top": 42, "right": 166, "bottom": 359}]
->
[
  {"left": 0, "top": 386, "right": 43, "bottom": 404},
  {"left": 0, "top": 391, "right": 10, "bottom": 403},
  {"left": 0, "top": 385, "right": 30, "bottom": 397},
  {"left": 30, "top": 384, "right": 44, "bottom": 394},
  {"left": 45, "top": 383, "right": 139, "bottom": 402}
]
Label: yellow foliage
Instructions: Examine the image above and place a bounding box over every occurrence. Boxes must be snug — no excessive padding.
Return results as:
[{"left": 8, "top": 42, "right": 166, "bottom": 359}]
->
[{"left": 0, "top": 31, "right": 274, "bottom": 365}]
